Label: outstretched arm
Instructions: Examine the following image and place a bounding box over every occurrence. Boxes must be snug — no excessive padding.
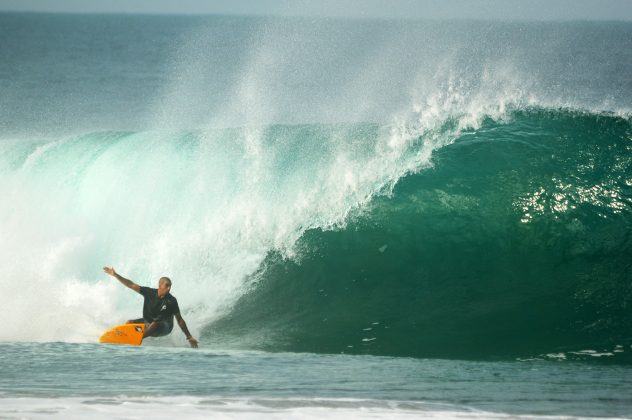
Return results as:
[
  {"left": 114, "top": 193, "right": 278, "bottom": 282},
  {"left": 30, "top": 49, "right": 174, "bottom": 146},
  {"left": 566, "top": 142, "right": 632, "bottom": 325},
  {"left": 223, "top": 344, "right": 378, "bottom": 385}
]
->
[
  {"left": 103, "top": 267, "right": 141, "bottom": 293},
  {"left": 175, "top": 312, "right": 198, "bottom": 348}
]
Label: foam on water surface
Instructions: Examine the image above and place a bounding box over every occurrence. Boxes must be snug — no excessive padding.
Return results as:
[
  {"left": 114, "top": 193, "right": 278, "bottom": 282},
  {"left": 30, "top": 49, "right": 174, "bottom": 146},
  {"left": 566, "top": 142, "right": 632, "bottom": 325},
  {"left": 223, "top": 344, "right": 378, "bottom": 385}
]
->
[{"left": 0, "top": 397, "right": 627, "bottom": 420}]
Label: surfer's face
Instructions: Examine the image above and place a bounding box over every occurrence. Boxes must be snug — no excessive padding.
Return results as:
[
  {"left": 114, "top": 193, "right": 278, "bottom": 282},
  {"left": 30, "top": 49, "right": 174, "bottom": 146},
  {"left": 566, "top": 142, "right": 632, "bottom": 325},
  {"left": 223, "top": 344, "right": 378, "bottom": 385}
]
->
[{"left": 157, "top": 278, "right": 171, "bottom": 297}]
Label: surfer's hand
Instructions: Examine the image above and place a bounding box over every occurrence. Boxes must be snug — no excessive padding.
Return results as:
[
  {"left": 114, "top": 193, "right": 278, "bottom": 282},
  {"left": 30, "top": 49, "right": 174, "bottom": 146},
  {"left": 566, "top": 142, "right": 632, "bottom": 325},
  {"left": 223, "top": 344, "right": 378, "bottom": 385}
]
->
[
  {"left": 187, "top": 337, "right": 199, "bottom": 348},
  {"left": 103, "top": 266, "right": 116, "bottom": 277}
]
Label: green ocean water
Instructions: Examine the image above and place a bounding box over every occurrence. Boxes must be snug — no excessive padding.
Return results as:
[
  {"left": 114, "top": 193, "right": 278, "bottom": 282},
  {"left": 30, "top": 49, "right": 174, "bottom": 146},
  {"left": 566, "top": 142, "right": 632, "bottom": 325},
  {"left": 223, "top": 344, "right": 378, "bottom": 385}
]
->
[
  {"left": 208, "top": 109, "right": 632, "bottom": 362},
  {"left": 1, "top": 12, "right": 631, "bottom": 419}
]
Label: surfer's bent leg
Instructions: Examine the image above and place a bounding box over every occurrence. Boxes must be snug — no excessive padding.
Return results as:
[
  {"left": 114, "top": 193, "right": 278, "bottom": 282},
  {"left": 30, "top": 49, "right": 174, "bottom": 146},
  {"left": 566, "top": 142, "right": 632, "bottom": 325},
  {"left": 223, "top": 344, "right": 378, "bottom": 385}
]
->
[
  {"left": 143, "top": 321, "right": 159, "bottom": 338},
  {"left": 143, "top": 321, "right": 173, "bottom": 338}
]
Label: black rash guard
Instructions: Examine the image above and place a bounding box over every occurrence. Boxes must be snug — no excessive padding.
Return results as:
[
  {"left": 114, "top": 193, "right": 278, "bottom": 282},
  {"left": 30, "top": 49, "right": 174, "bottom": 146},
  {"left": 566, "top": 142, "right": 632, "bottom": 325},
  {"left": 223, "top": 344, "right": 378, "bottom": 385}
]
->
[{"left": 139, "top": 286, "right": 180, "bottom": 332}]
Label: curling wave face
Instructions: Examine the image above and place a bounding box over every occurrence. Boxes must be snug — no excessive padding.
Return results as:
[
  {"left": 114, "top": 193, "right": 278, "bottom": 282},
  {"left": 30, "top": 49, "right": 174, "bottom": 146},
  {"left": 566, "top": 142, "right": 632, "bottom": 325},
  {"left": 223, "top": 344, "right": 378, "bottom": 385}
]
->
[{"left": 205, "top": 109, "right": 632, "bottom": 361}]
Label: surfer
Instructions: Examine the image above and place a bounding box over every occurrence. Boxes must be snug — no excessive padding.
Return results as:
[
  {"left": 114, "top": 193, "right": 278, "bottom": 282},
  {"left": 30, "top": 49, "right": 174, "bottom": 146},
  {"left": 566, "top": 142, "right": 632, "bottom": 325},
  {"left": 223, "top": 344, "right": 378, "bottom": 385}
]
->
[{"left": 103, "top": 267, "right": 199, "bottom": 348}]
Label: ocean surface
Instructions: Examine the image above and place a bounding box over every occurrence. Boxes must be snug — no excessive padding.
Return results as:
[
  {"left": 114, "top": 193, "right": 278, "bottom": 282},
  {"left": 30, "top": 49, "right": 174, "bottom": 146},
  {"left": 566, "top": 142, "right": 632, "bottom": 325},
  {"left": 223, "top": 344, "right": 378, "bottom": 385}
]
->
[{"left": 0, "top": 12, "right": 631, "bottom": 419}]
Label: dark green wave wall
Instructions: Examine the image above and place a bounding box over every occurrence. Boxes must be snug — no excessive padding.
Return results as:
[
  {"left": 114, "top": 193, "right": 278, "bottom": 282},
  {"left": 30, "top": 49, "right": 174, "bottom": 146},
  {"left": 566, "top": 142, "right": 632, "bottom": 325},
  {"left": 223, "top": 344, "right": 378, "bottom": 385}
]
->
[{"left": 205, "top": 109, "right": 632, "bottom": 361}]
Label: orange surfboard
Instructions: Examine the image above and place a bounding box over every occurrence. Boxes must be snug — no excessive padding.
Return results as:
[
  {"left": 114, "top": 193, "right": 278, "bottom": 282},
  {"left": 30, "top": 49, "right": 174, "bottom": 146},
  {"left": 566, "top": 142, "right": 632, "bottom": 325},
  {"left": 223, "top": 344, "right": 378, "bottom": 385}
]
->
[{"left": 99, "top": 323, "right": 145, "bottom": 346}]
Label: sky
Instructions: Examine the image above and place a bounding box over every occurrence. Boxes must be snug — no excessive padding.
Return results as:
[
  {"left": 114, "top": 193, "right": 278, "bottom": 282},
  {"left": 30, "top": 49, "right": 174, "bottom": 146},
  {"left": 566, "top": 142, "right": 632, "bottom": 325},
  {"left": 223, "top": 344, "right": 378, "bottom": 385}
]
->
[{"left": 0, "top": 0, "right": 631, "bottom": 21}]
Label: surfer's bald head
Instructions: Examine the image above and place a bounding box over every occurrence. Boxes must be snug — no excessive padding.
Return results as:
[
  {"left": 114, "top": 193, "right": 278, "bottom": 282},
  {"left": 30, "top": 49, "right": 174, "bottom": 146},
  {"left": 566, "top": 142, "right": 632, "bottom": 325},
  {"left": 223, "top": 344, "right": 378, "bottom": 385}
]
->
[{"left": 159, "top": 277, "right": 172, "bottom": 287}]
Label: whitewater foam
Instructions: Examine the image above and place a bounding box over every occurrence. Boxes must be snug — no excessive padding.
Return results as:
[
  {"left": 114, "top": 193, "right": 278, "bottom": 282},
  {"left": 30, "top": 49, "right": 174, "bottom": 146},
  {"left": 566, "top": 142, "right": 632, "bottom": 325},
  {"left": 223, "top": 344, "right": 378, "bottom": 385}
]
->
[
  {"left": 0, "top": 120, "right": 454, "bottom": 342},
  {"left": 1, "top": 396, "right": 626, "bottom": 420}
]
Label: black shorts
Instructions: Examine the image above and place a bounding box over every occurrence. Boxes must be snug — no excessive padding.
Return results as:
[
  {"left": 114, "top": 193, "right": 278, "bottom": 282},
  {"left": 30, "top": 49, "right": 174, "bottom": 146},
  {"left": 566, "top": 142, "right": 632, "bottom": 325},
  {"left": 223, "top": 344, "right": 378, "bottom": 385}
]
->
[{"left": 128, "top": 318, "right": 173, "bottom": 337}]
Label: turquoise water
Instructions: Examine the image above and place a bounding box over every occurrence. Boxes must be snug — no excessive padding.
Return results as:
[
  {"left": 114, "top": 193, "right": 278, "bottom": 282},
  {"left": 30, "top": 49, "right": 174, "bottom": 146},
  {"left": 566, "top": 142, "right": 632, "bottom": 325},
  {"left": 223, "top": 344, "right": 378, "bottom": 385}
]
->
[{"left": 1, "top": 12, "right": 631, "bottom": 419}]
